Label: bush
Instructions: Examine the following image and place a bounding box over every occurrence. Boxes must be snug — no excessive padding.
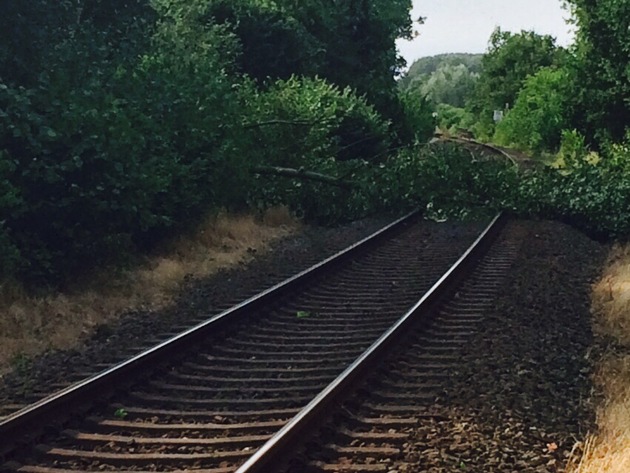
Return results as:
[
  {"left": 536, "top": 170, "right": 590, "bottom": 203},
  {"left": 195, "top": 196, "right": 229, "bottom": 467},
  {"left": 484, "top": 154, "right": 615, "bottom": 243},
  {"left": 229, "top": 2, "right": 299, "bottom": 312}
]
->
[
  {"left": 436, "top": 104, "right": 475, "bottom": 133},
  {"left": 524, "top": 136, "right": 630, "bottom": 238},
  {"left": 0, "top": 147, "right": 23, "bottom": 278},
  {"left": 370, "top": 144, "right": 519, "bottom": 218},
  {"left": 244, "top": 76, "right": 391, "bottom": 223},
  {"left": 494, "top": 67, "right": 570, "bottom": 153},
  {"left": 397, "top": 90, "right": 435, "bottom": 143},
  {"left": 246, "top": 76, "right": 390, "bottom": 165},
  {"left": 0, "top": 0, "right": 450, "bottom": 288},
  {"left": 0, "top": 18, "right": 250, "bottom": 284},
  {"left": 202, "top": 0, "right": 321, "bottom": 82}
]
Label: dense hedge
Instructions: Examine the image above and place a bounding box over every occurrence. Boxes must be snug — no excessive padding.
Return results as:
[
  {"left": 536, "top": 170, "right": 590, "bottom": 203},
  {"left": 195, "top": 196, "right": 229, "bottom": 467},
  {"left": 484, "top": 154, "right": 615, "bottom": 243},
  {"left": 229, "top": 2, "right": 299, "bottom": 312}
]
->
[
  {"left": 493, "top": 68, "right": 570, "bottom": 153},
  {"left": 0, "top": 23, "right": 247, "bottom": 282},
  {"left": 242, "top": 76, "right": 392, "bottom": 223},
  {"left": 7, "top": 0, "right": 629, "bottom": 290},
  {"left": 0, "top": 1, "right": 426, "bottom": 285}
]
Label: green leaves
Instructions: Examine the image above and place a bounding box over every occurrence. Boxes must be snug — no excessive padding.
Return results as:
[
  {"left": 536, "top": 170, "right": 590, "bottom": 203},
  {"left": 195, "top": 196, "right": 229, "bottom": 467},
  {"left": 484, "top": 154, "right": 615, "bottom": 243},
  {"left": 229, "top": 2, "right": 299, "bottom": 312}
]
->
[
  {"left": 0, "top": 3, "right": 253, "bottom": 285},
  {"left": 374, "top": 140, "right": 630, "bottom": 240},
  {"left": 114, "top": 408, "right": 128, "bottom": 419},
  {"left": 244, "top": 76, "right": 391, "bottom": 224},
  {"left": 469, "top": 28, "right": 564, "bottom": 138},
  {"left": 494, "top": 67, "right": 570, "bottom": 153},
  {"left": 203, "top": 0, "right": 321, "bottom": 82},
  {"left": 401, "top": 57, "right": 481, "bottom": 110},
  {"left": 566, "top": 0, "right": 630, "bottom": 144}
]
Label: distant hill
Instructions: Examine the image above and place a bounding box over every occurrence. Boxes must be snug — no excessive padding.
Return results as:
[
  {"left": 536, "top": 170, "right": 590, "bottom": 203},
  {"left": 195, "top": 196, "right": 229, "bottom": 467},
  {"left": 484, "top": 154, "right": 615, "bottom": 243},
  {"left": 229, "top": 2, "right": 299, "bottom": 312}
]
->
[
  {"left": 398, "top": 53, "right": 483, "bottom": 108},
  {"left": 399, "top": 53, "right": 483, "bottom": 91}
]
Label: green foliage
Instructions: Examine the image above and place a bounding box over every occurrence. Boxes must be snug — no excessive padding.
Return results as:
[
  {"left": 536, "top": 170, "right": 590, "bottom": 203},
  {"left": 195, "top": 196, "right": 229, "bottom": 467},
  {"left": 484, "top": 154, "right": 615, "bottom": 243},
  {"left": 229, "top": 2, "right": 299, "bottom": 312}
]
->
[
  {"left": 114, "top": 408, "right": 128, "bottom": 419},
  {"left": 0, "top": 222, "right": 21, "bottom": 279},
  {"left": 377, "top": 142, "right": 630, "bottom": 240},
  {"left": 436, "top": 104, "right": 475, "bottom": 133},
  {"left": 364, "top": 145, "right": 519, "bottom": 220},
  {"left": 19, "top": 0, "right": 630, "bottom": 292},
  {"left": 0, "top": 0, "right": 422, "bottom": 286},
  {"left": 245, "top": 76, "right": 390, "bottom": 167},
  {"left": 397, "top": 90, "right": 436, "bottom": 143},
  {"left": 493, "top": 67, "right": 570, "bottom": 153},
  {"left": 469, "top": 28, "right": 564, "bottom": 137},
  {"left": 556, "top": 129, "right": 589, "bottom": 167},
  {"left": 515, "top": 144, "right": 630, "bottom": 239},
  {"left": 467, "top": 8, "right": 627, "bottom": 151},
  {"left": 281, "top": 0, "right": 414, "bottom": 125},
  {"left": 245, "top": 77, "right": 391, "bottom": 223},
  {"left": 397, "top": 54, "right": 481, "bottom": 140},
  {"left": 566, "top": 0, "right": 630, "bottom": 145},
  {"left": 0, "top": 0, "right": 63, "bottom": 86},
  {"left": 402, "top": 62, "right": 479, "bottom": 109},
  {"left": 426, "top": 64, "right": 478, "bottom": 108},
  {"left": 0, "top": 7, "right": 250, "bottom": 283},
  {"left": 202, "top": 0, "right": 321, "bottom": 82},
  {"left": 0, "top": 0, "right": 155, "bottom": 88},
  {"left": 400, "top": 53, "right": 483, "bottom": 90}
]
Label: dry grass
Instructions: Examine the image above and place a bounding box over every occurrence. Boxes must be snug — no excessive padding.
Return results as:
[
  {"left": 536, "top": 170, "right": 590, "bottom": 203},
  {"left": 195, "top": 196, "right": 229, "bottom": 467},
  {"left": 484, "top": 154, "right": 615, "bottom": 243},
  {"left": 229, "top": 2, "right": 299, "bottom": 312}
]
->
[
  {"left": 568, "top": 244, "right": 630, "bottom": 472},
  {"left": 591, "top": 243, "right": 630, "bottom": 345},
  {"left": 0, "top": 208, "right": 297, "bottom": 374}
]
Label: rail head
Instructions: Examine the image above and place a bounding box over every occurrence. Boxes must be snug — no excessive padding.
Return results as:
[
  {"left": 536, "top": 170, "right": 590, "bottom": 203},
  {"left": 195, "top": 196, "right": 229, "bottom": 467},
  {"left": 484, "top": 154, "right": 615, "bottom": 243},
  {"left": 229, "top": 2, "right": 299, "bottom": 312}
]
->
[
  {"left": 235, "top": 212, "right": 505, "bottom": 473},
  {"left": 0, "top": 210, "right": 419, "bottom": 456}
]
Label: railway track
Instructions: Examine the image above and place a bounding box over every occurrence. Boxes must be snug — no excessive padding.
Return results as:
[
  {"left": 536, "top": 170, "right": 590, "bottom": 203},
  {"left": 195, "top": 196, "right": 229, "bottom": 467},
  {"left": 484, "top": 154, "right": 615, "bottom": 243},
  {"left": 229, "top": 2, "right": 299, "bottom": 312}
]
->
[
  {"left": 1, "top": 213, "right": 512, "bottom": 473},
  {"left": 279, "top": 222, "right": 524, "bottom": 472}
]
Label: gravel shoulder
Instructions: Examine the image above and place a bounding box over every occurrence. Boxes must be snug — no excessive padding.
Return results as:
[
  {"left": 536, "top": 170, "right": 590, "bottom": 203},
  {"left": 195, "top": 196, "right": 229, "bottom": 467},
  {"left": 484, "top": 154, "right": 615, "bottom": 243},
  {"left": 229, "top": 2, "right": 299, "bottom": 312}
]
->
[{"left": 404, "top": 220, "right": 607, "bottom": 472}]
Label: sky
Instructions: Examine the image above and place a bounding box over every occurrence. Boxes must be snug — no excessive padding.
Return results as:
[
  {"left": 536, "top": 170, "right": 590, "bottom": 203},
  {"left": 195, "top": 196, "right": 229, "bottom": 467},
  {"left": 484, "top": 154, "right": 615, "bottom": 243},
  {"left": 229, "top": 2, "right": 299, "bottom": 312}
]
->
[{"left": 397, "top": 0, "right": 575, "bottom": 65}]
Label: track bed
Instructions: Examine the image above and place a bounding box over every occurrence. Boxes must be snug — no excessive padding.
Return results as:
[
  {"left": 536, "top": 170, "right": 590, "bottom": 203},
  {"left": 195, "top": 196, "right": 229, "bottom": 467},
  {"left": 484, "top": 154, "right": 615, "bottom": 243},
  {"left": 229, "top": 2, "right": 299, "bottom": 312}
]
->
[{"left": 3, "top": 216, "right": 491, "bottom": 472}]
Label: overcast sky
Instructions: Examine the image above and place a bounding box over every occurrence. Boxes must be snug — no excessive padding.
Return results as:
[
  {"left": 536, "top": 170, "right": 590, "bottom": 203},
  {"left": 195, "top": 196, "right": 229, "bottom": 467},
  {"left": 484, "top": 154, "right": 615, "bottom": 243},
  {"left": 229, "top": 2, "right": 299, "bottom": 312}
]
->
[{"left": 397, "top": 0, "right": 575, "bottom": 65}]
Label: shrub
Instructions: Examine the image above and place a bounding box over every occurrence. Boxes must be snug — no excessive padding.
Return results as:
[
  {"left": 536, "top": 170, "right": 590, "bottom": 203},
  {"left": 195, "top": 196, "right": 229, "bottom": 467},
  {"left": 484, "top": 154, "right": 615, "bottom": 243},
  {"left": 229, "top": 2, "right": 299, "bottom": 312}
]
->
[
  {"left": 494, "top": 67, "right": 570, "bottom": 153},
  {"left": 555, "top": 129, "right": 589, "bottom": 167},
  {"left": 246, "top": 76, "right": 390, "bottom": 165},
  {"left": 243, "top": 76, "right": 391, "bottom": 223},
  {"left": 436, "top": 104, "right": 475, "bottom": 133},
  {"left": 0, "top": 18, "right": 249, "bottom": 284},
  {"left": 368, "top": 140, "right": 630, "bottom": 241},
  {"left": 398, "top": 90, "right": 435, "bottom": 143},
  {"left": 202, "top": 0, "right": 321, "bottom": 82},
  {"left": 363, "top": 144, "right": 519, "bottom": 220}
]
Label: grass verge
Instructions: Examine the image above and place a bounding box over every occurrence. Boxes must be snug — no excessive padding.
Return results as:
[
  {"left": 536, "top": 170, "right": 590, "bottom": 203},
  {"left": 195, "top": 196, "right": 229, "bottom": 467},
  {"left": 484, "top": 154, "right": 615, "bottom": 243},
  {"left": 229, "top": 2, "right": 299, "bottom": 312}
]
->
[
  {"left": 569, "top": 243, "right": 630, "bottom": 472},
  {"left": 0, "top": 208, "right": 297, "bottom": 374}
]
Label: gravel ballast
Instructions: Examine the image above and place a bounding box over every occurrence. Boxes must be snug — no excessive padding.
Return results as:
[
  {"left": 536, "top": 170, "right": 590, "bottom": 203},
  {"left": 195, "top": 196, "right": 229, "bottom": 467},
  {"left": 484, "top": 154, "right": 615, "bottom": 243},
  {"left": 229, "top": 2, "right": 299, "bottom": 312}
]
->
[
  {"left": 402, "top": 220, "right": 607, "bottom": 472},
  {"left": 0, "top": 217, "right": 395, "bottom": 411},
  {"left": 0, "top": 217, "right": 608, "bottom": 473}
]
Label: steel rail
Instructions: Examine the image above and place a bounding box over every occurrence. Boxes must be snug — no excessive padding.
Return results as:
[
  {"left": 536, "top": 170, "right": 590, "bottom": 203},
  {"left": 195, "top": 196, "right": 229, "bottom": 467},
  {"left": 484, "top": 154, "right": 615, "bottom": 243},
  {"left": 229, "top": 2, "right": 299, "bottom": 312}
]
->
[
  {"left": 235, "top": 212, "right": 505, "bottom": 473},
  {"left": 0, "top": 211, "right": 419, "bottom": 455}
]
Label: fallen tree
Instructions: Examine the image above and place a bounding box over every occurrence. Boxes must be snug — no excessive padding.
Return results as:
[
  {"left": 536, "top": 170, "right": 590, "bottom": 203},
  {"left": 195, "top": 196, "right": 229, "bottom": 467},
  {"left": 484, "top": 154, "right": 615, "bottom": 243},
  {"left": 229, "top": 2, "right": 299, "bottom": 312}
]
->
[{"left": 253, "top": 165, "right": 355, "bottom": 189}]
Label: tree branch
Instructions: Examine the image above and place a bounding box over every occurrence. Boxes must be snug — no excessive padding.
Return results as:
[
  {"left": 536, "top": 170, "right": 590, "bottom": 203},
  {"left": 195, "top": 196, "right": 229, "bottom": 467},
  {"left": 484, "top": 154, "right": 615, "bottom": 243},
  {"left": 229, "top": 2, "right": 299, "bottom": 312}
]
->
[
  {"left": 253, "top": 166, "right": 355, "bottom": 189},
  {"left": 242, "top": 118, "right": 336, "bottom": 129},
  {"left": 437, "top": 135, "right": 518, "bottom": 166}
]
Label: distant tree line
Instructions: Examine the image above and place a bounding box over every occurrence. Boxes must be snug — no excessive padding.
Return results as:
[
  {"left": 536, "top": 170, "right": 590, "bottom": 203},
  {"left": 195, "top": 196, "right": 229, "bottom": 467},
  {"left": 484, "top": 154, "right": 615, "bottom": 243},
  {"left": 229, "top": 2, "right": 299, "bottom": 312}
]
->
[
  {"left": 393, "top": 1, "right": 630, "bottom": 240},
  {"left": 399, "top": 53, "right": 482, "bottom": 109}
]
